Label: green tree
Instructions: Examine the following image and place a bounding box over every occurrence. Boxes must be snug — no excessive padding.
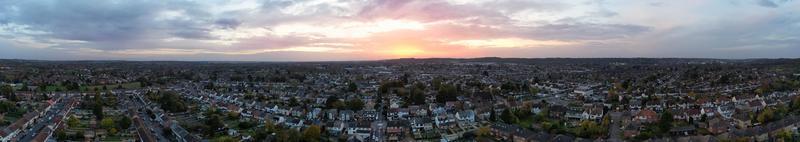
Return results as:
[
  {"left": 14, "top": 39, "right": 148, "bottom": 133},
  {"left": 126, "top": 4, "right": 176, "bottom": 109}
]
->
[
  {"left": 157, "top": 91, "right": 187, "bottom": 112},
  {"left": 237, "top": 120, "right": 256, "bottom": 129},
  {"left": 409, "top": 87, "right": 426, "bottom": 105},
  {"left": 0, "top": 101, "right": 16, "bottom": 113},
  {"left": 777, "top": 129, "right": 793, "bottom": 142},
  {"left": 67, "top": 116, "right": 80, "bottom": 127},
  {"left": 203, "top": 109, "right": 225, "bottom": 136},
  {"left": 227, "top": 111, "right": 240, "bottom": 120},
  {"left": 288, "top": 97, "right": 299, "bottom": 107},
  {"left": 278, "top": 129, "right": 302, "bottom": 142},
  {"left": 529, "top": 86, "right": 540, "bottom": 95},
  {"left": 659, "top": 111, "right": 674, "bottom": 133},
  {"left": 264, "top": 119, "right": 277, "bottom": 133},
  {"left": 576, "top": 120, "right": 606, "bottom": 138},
  {"left": 118, "top": 116, "right": 132, "bottom": 129},
  {"left": 212, "top": 136, "right": 238, "bottom": 142},
  {"left": 56, "top": 129, "right": 67, "bottom": 140},
  {"left": 757, "top": 108, "right": 775, "bottom": 124},
  {"left": 253, "top": 127, "right": 270, "bottom": 141},
  {"left": 243, "top": 93, "right": 255, "bottom": 100},
  {"left": 701, "top": 114, "right": 707, "bottom": 122},
  {"left": 92, "top": 102, "right": 104, "bottom": 120},
  {"left": 500, "top": 109, "right": 519, "bottom": 123},
  {"left": 1, "top": 85, "right": 16, "bottom": 101},
  {"left": 325, "top": 96, "right": 345, "bottom": 109},
  {"left": 19, "top": 84, "right": 28, "bottom": 91},
  {"left": 109, "top": 128, "right": 118, "bottom": 135},
  {"left": 791, "top": 97, "right": 800, "bottom": 113},
  {"left": 74, "top": 131, "right": 84, "bottom": 140},
  {"left": 347, "top": 98, "right": 364, "bottom": 111},
  {"left": 436, "top": 84, "right": 458, "bottom": 103},
  {"left": 303, "top": 125, "right": 322, "bottom": 142},
  {"left": 476, "top": 126, "right": 490, "bottom": 137},
  {"left": 100, "top": 118, "right": 115, "bottom": 129},
  {"left": 347, "top": 82, "right": 358, "bottom": 92}
]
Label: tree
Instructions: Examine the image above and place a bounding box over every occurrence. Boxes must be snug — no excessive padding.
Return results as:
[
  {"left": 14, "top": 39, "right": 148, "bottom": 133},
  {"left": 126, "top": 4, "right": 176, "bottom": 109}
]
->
[
  {"left": 347, "top": 82, "right": 358, "bottom": 92},
  {"left": 253, "top": 127, "right": 270, "bottom": 141},
  {"left": 212, "top": 136, "right": 238, "bottom": 142},
  {"left": 436, "top": 84, "right": 458, "bottom": 103},
  {"left": 278, "top": 129, "right": 302, "bottom": 142},
  {"left": 118, "top": 116, "right": 132, "bottom": 129},
  {"left": 432, "top": 78, "right": 443, "bottom": 90},
  {"left": 288, "top": 97, "right": 299, "bottom": 107},
  {"left": 303, "top": 125, "right": 322, "bottom": 142},
  {"left": 701, "top": 114, "right": 707, "bottom": 122},
  {"left": 500, "top": 109, "right": 519, "bottom": 123},
  {"left": 19, "top": 84, "right": 28, "bottom": 91},
  {"left": 489, "top": 108, "right": 497, "bottom": 122},
  {"left": 529, "top": 86, "right": 540, "bottom": 95},
  {"left": 347, "top": 98, "right": 364, "bottom": 111},
  {"left": 243, "top": 93, "right": 255, "bottom": 100},
  {"left": 659, "top": 111, "right": 674, "bottom": 133},
  {"left": 74, "top": 131, "right": 84, "bottom": 140},
  {"left": 0, "top": 101, "right": 16, "bottom": 114},
  {"left": 203, "top": 109, "right": 225, "bottom": 136},
  {"left": 325, "top": 96, "right": 344, "bottom": 109},
  {"left": 92, "top": 102, "right": 104, "bottom": 120},
  {"left": 101, "top": 118, "right": 115, "bottom": 129},
  {"left": 227, "top": 111, "right": 240, "bottom": 120},
  {"left": 238, "top": 120, "right": 256, "bottom": 129},
  {"left": 109, "top": 128, "right": 118, "bottom": 135},
  {"left": 777, "top": 129, "right": 793, "bottom": 142},
  {"left": 409, "top": 87, "right": 426, "bottom": 105},
  {"left": 757, "top": 108, "right": 775, "bottom": 124},
  {"left": 577, "top": 120, "right": 605, "bottom": 138},
  {"left": 602, "top": 115, "right": 611, "bottom": 128},
  {"left": 0, "top": 85, "right": 16, "bottom": 101},
  {"left": 791, "top": 96, "right": 800, "bottom": 113},
  {"left": 155, "top": 91, "right": 187, "bottom": 112},
  {"left": 67, "top": 116, "right": 80, "bottom": 127},
  {"left": 205, "top": 82, "right": 215, "bottom": 90},
  {"left": 476, "top": 126, "right": 490, "bottom": 137},
  {"left": 56, "top": 129, "right": 68, "bottom": 140}
]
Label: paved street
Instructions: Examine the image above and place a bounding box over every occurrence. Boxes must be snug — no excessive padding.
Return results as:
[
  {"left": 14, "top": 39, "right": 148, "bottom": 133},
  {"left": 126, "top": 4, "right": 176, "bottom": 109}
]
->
[
  {"left": 607, "top": 111, "right": 623, "bottom": 142},
  {"left": 17, "top": 96, "right": 69, "bottom": 142},
  {"left": 131, "top": 94, "right": 170, "bottom": 142}
]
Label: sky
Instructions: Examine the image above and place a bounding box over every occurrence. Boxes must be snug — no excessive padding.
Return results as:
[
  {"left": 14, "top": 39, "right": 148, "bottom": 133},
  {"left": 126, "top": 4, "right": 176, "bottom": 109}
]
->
[{"left": 0, "top": 0, "right": 799, "bottom": 61}]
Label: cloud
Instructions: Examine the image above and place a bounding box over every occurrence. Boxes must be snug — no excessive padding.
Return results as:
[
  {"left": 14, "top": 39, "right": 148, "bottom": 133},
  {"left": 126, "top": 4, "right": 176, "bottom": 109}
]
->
[
  {"left": 0, "top": 0, "right": 798, "bottom": 60},
  {"left": 518, "top": 23, "right": 651, "bottom": 40},
  {"left": 757, "top": 0, "right": 792, "bottom": 8}
]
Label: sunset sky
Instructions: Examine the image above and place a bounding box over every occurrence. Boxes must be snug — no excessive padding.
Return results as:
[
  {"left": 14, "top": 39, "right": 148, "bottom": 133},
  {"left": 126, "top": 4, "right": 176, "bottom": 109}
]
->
[{"left": 1, "top": 0, "right": 799, "bottom": 61}]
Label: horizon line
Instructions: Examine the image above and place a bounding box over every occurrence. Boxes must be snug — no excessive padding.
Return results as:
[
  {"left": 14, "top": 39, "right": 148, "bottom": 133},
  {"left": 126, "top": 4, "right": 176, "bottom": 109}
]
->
[{"left": 1, "top": 57, "right": 798, "bottom": 63}]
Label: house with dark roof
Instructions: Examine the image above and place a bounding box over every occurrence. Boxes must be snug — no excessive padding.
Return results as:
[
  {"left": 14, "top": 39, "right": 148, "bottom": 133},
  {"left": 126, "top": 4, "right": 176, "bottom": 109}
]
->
[{"left": 386, "top": 120, "right": 408, "bottom": 142}]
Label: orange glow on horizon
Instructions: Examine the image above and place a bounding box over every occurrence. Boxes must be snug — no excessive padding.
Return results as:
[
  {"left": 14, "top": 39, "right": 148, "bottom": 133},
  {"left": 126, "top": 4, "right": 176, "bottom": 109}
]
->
[{"left": 382, "top": 45, "right": 426, "bottom": 58}]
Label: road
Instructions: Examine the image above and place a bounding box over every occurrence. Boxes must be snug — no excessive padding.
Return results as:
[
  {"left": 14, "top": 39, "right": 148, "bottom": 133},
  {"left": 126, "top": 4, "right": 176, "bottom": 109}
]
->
[
  {"left": 130, "top": 94, "right": 170, "bottom": 142},
  {"left": 607, "top": 111, "right": 623, "bottom": 142},
  {"left": 17, "top": 96, "right": 69, "bottom": 142}
]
